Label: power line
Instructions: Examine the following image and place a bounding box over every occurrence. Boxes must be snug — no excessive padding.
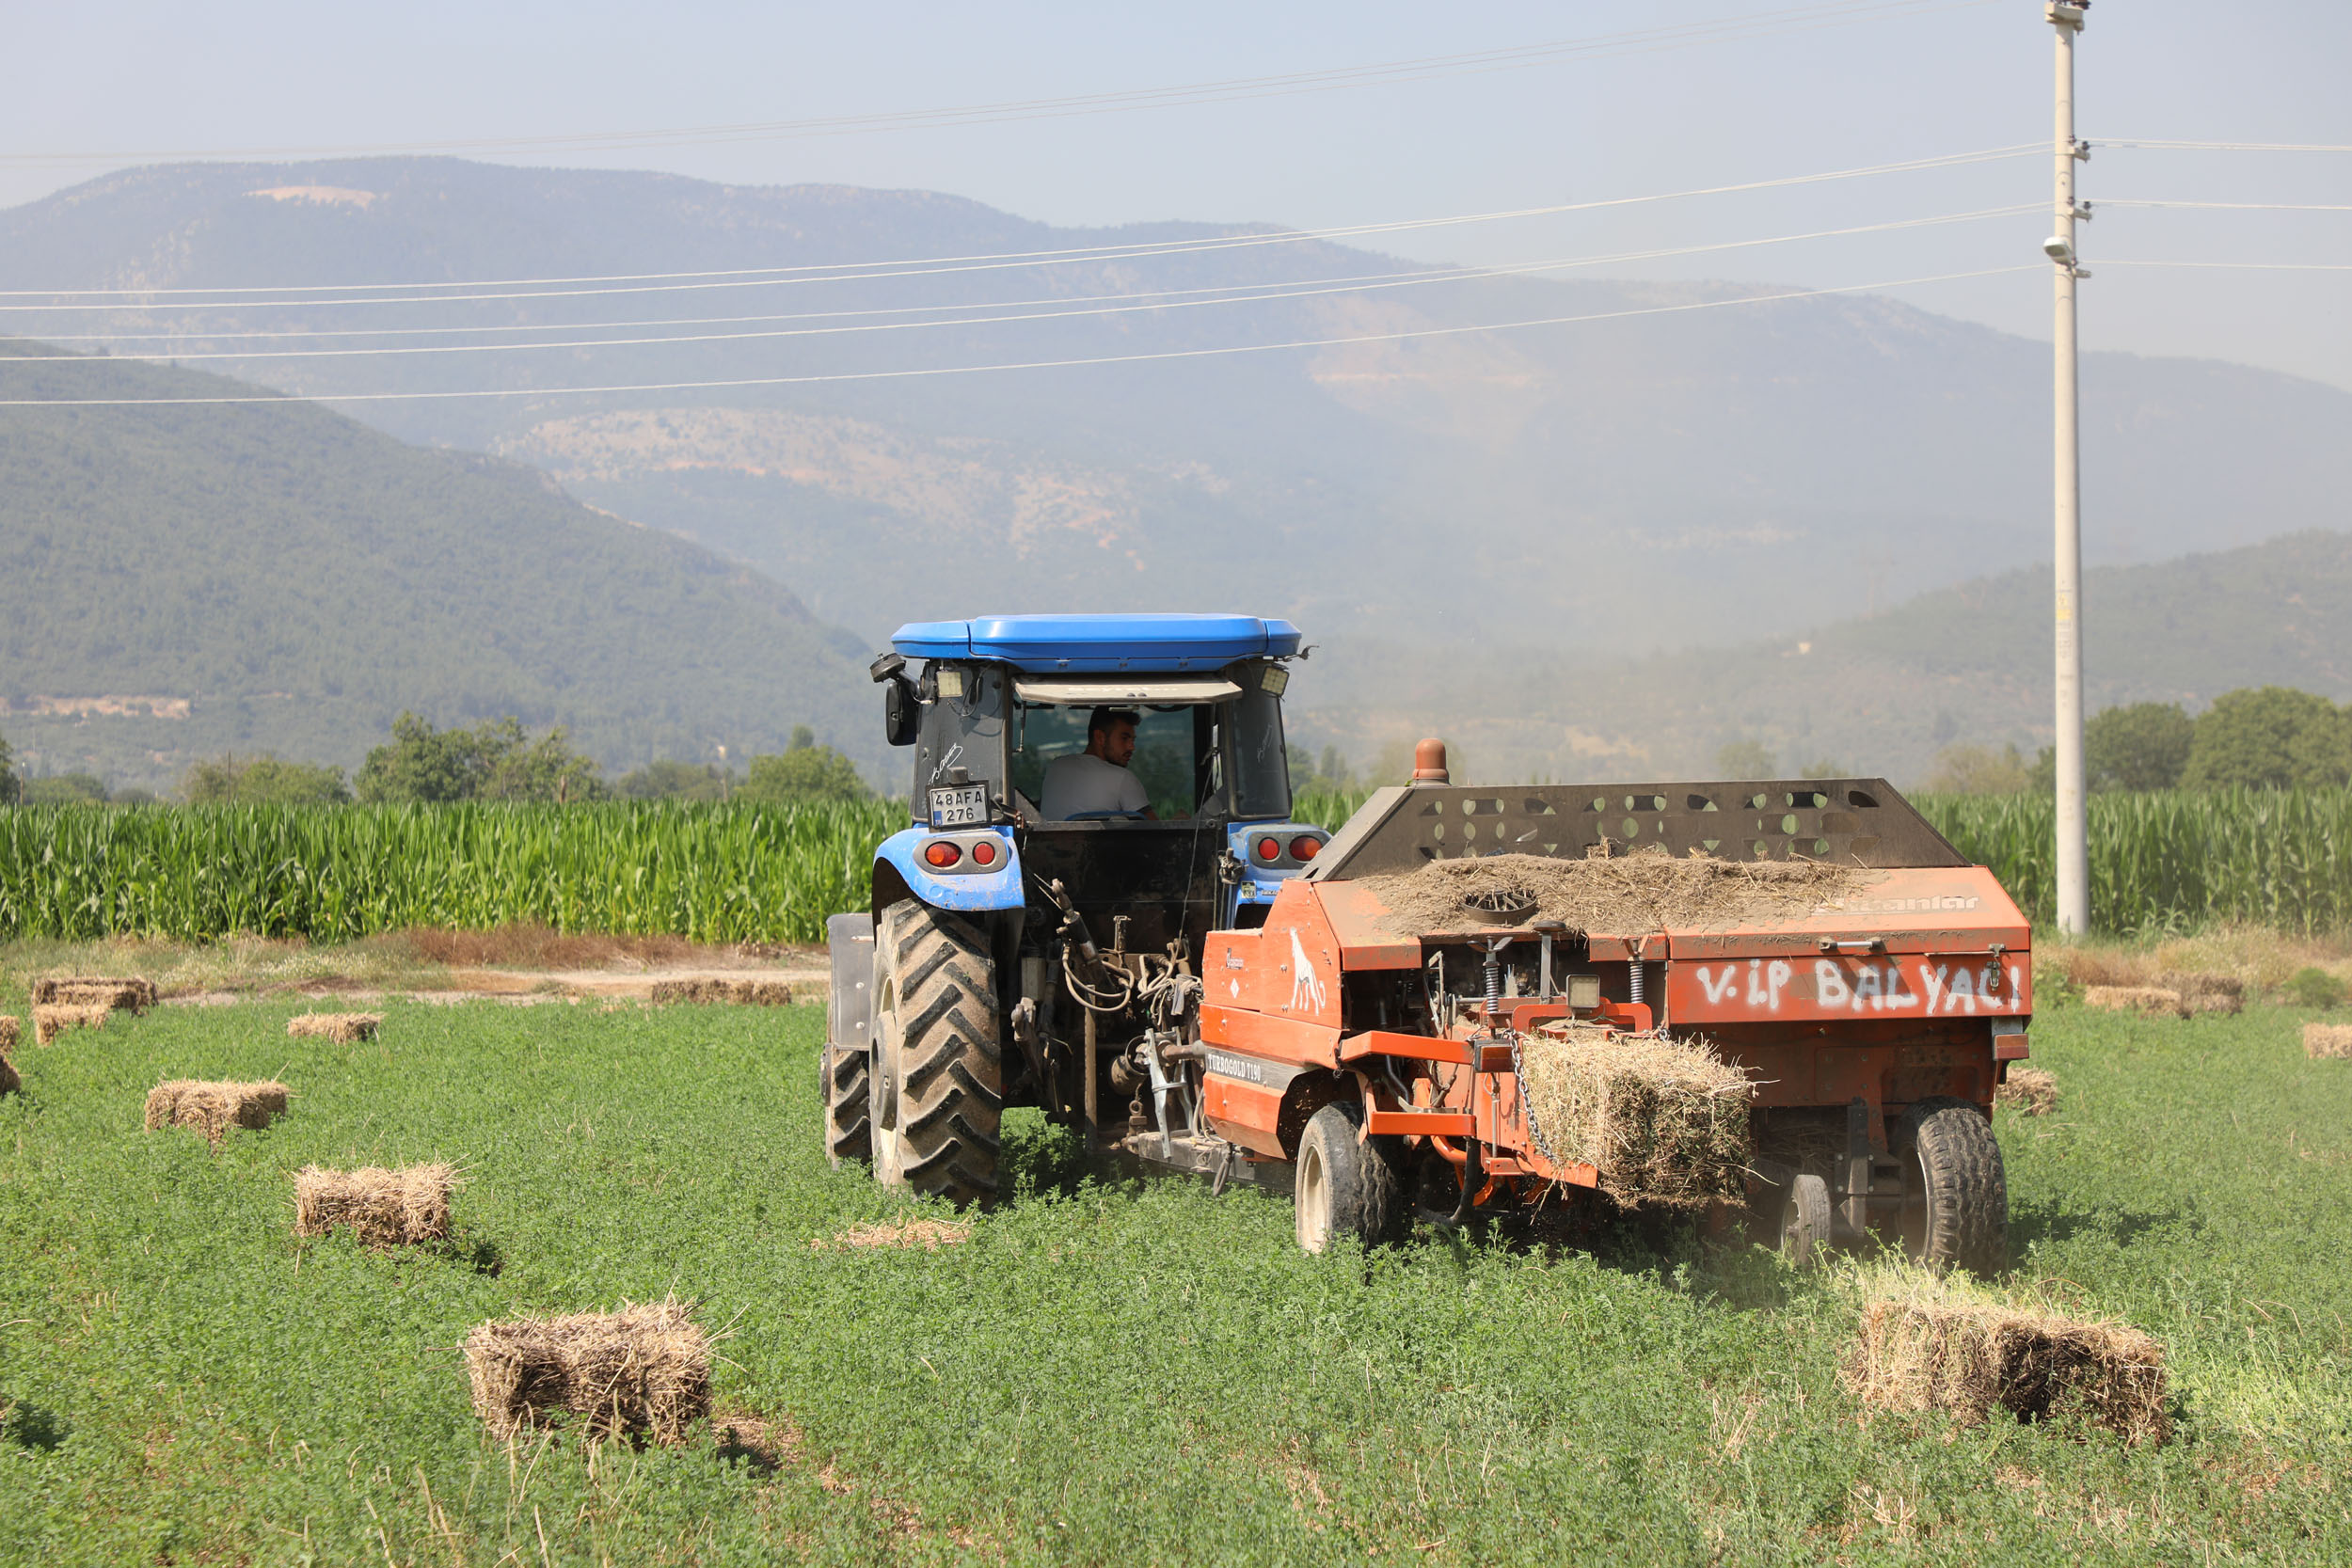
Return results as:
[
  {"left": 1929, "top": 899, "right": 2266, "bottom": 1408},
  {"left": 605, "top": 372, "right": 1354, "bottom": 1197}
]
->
[
  {"left": 0, "top": 264, "right": 2040, "bottom": 408},
  {"left": 2102, "top": 139, "right": 2352, "bottom": 153},
  {"left": 0, "top": 146, "right": 2042, "bottom": 309},
  {"left": 2100, "top": 259, "right": 2352, "bottom": 272},
  {"left": 0, "top": 207, "right": 2039, "bottom": 366},
  {"left": 2, "top": 1, "right": 1994, "bottom": 168},
  {"left": 2098, "top": 198, "right": 2352, "bottom": 212}
]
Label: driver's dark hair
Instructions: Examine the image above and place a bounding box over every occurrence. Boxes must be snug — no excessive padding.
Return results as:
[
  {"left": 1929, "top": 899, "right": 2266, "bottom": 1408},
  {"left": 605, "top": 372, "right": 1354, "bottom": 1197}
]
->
[{"left": 1087, "top": 706, "right": 1141, "bottom": 740}]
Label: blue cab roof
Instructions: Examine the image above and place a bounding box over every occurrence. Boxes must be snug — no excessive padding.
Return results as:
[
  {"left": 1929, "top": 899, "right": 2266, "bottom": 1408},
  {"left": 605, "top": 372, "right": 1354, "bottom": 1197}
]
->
[{"left": 892, "top": 613, "right": 1303, "bottom": 673}]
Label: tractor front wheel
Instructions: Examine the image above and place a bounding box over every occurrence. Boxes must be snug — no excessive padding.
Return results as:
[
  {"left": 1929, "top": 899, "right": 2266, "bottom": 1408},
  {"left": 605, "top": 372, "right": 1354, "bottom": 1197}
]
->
[
  {"left": 867, "top": 901, "right": 1003, "bottom": 1207},
  {"left": 1294, "top": 1101, "right": 1401, "bottom": 1253},
  {"left": 1898, "top": 1097, "right": 2008, "bottom": 1274}
]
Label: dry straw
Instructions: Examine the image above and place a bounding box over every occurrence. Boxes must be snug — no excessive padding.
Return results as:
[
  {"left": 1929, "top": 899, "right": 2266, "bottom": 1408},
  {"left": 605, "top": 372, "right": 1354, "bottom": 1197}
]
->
[
  {"left": 2165, "top": 972, "right": 2245, "bottom": 1016},
  {"left": 1360, "top": 847, "right": 1867, "bottom": 940},
  {"left": 1844, "top": 1270, "right": 2169, "bottom": 1445},
  {"left": 814, "top": 1217, "right": 972, "bottom": 1252},
  {"left": 465, "top": 1300, "right": 710, "bottom": 1445},
  {"left": 0, "top": 1014, "right": 18, "bottom": 1053},
  {"left": 32, "top": 975, "right": 156, "bottom": 1011},
  {"left": 1995, "top": 1066, "right": 2059, "bottom": 1117},
  {"left": 2082, "top": 985, "right": 2187, "bottom": 1020},
  {"left": 294, "top": 1164, "right": 454, "bottom": 1247},
  {"left": 2306, "top": 1023, "right": 2352, "bottom": 1060},
  {"left": 0, "top": 1022, "right": 18, "bottom": 1098},
  {"left": 648, "top": 978, "right": 799, "bottom": 1006},
  {"left": 144, "top": 1079, "right": 289, "bottom": 1146},
  {"left": 287, "top": 1012, "right": 382, "bottom": 1044},
  {"left": 34, "top": 1003, "right": 115, "bottom": 1046},
  {"left": 1517, "top": 1022, "right": 1753, "bottom": 1206}
]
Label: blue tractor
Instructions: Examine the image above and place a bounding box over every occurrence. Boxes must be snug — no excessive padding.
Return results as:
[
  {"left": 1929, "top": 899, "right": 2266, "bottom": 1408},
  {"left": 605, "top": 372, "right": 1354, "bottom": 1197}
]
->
[{"left": 823, "top": 613, "right": 1329, "bottom": 1204}]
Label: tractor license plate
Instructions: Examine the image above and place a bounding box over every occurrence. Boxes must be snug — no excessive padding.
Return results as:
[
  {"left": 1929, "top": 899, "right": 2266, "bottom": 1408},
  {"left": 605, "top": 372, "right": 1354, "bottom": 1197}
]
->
[{"left": 928, "top": 784, "right": 990, "bottom": 828}]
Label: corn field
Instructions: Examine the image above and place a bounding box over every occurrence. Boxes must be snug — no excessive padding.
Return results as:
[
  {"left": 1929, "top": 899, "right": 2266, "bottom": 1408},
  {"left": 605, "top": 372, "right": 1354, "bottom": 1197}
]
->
[
  {"left": 0, "top": 800, "right": 901, "bottom": 945},
  {"left": 2, "top": 786, "right": 2346, "bottom": 943}
]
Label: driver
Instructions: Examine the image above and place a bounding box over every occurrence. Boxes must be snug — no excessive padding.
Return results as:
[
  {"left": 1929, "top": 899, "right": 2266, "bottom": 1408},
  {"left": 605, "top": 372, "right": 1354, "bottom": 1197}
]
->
[{"left": 1041, "top": 707, "right": 1157, "bottom": 820}]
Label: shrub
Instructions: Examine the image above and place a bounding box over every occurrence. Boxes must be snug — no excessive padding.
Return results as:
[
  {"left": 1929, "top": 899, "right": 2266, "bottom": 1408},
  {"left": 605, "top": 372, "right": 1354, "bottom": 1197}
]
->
[{"left": 2282, "top": 967, "right": 2346, "bottom": 1010}]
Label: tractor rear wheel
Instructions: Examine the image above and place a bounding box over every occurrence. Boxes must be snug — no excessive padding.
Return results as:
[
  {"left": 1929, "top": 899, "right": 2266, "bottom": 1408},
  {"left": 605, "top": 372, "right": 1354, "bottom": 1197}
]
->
[
  {"left": 1778, "top": 1173, "right": 1834, "bottom": 1269},
  {"left": 1294, "top": 1101, "right": 1401, "bottom": 1253},
  {"left": 820, "top": 1039, "right": 870, "bottom": 1167},
  {"left": 867, "top": 901, "right": 1003, "bottom": 1207},
  {"left": 1898, "top": 1097, "right": 2008, "bottom": 1274}
]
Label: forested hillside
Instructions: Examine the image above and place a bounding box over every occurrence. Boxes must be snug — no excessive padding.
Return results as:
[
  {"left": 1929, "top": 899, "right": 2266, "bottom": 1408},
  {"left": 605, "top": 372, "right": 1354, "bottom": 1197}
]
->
[{"left": 0, "top": 341, "right": 871, "bottom": 791}]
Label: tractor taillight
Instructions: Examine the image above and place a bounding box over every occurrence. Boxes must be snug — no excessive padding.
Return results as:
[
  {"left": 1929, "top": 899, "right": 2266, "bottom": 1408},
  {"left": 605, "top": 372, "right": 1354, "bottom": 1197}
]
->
[
  {"left": 924, "top": 841, "right": 962, "bottom": 868},
  {"left": 970, "top": 840, "right": 999, "bottom": 867},
  {"left": 1255, "top": 836, "right": 1281, "bottom": 862},
  {"left": 1291, "top": 835, "right": 1321, "bottom": 861}
]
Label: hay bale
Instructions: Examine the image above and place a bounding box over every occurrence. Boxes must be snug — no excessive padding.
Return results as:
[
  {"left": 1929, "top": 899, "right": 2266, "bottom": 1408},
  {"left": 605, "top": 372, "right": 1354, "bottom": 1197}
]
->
[
  {"left": 0, "top": 1015, "right": 17, "bottom": 1053},
  {"left": 1516, "top": 1023, "right": 1753, "bottom": 1206},
  {"left": 2082, "top": 985, "right": 2186, "bottom": 1020},
  {"left": 32, "top": 975, "right": 155, "bottom": 1012},
  {"left": 465, "top": 1301, "right": 709, "bottom": 1445},
  {"left": 648, "top": 978, "right": 798, "bottom": 1006},
  {"left": 0, "top": 1032, "right": 17, "bottom": 1098},
  {"left": 1995, "top": 1066, "right": 2058, "bottom": 1117},
  {"left": 2305, "top": 1023, "right": 2352, "bottom": 1060},
  {"left": 33, "top": 1002, "right": 114, "bottom": 1046},
  {"left": 1847, "top": 1288, "right": 2169, "bottom": 1445},
  {"left": 286, "top": 1011, "right": 382, "bottom": 1043},
  {"left": 143, "top": 1079, "right": 290, "bottom": 1146},
  {"left": 294, "top": 1163, "right": 453, "bottom": 1246}
]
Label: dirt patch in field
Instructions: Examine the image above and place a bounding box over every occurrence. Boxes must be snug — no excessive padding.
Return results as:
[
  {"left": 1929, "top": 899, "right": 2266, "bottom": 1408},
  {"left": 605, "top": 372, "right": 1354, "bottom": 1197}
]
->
[
  {"left": 817, "top": 1218, "right": 972, "bottom": 1252},
  {"left": 713, "top": 1411, "right": 804, "bottom": 1473},
  {"left": 398, "top": 924, "right": 777, "bottom": 970},
  {"left": 1357, "top": 847, "right": 1869, "bottom": 938}
]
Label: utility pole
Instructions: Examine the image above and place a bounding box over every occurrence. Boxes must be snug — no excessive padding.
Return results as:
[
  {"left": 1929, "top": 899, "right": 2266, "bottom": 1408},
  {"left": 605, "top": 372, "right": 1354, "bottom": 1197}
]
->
[{"left": 2046, "top": 1, "right": 2090, "bottom": 936}]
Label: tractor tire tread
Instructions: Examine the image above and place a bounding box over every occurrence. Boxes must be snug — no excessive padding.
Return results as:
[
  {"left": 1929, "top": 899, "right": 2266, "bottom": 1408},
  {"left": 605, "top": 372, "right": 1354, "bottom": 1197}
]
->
[
  {"left": 822, "top": 1041, "right": 871, "bottom": 1166},
  {"left": 875, "top": 902, "right": 1003, "bottom": 1208}
]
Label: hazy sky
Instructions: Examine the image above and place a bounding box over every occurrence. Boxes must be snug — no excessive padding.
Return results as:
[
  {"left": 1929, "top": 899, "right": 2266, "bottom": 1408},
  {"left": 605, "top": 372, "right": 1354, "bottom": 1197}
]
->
[{"left": 8, "top": 0, "right": 2349, "bottom": 388}]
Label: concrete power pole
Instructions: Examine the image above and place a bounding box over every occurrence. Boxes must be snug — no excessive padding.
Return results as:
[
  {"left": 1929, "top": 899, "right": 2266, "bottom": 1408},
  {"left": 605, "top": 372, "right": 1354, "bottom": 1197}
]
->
[{"left": 2046, "top": 1, "right": 2090, "bottom": 935}]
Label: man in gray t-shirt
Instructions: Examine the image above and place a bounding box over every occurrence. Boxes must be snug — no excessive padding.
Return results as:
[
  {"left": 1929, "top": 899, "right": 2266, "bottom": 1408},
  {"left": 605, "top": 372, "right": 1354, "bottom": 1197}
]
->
[{"left": 1041, "top": 707, "right": 1157, "bottom": 820}]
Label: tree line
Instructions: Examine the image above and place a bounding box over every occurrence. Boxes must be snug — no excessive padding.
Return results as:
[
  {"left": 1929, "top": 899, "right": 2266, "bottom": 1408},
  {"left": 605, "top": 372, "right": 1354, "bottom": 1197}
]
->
[{"left": 0, "top": 714, "right": 871, "bottom": 806}]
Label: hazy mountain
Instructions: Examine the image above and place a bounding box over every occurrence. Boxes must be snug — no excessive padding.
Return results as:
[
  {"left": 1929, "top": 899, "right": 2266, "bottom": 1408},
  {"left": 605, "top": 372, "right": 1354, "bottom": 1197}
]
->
[
  {"left": 0, "top": 341, "right": 871, "bottom": 792},
  {"left": 5, "top": 157, "right": 2346, "bottom": 659}
]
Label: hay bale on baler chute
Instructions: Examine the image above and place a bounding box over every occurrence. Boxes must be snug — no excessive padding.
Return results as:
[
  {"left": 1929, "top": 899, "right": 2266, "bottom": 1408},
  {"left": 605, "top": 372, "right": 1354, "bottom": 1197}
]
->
[
  {"left": 287, "top": 1012, "right": 382, "bottom": 1044},
  {"left": 1516, "top": 1023, "right": 1754, "bottom": 1206},
  {"left": 144, "top": 1080, "right": 289, "bottom": 1146},
  {"left": 294, "top": 1164, "right": 454, "bottom": 1246},
  {"left": 465, "top": 1301, "right": 710, "bottom": 1445},
  {"left": 1845, "top": 1277, "right": 2169, "bottom": 1445},
  {"left": 33, "top": 975, "right": 156, "bottom": 1012}
]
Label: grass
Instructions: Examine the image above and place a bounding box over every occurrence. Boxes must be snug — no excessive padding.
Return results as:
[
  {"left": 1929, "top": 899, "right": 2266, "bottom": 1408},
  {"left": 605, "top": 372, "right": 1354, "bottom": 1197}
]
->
[{"left": 5, "top": 995, "right": 2352, "bottom": 1563}]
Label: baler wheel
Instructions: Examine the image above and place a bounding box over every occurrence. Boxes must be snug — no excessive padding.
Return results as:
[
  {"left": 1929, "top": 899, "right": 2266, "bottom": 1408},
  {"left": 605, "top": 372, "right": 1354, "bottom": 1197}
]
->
[
  {"left": 868, "top": 901, "right": 1003, "bottom": 1207},
  {"left": 1778, "top": 1174, "right": 1834, "bottom": 1269},
  {"left": 820, "top": 1039, "right": 871, "bottom": 1168},
  {"left": 1294, "top": 1101, "right": 1401, "bottom": 1253},
  {"left": 1898, "top": 1097, "right": 2009, "bottom": 1275}
]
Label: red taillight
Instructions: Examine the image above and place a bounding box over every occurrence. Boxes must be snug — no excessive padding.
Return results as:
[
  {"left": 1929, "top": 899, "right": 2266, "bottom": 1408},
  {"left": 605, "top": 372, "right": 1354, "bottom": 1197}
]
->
[
  {"left": 1255, "top": 836, "right": 1281, "bottom": 863},
  {"left": 970, "top": 839, "right": 999, "bottom": 867},
  {"left": 1291, "top": 835, "right": 1321, "bottom": 861},
  {"left": 923, "top": 841, "right": 961, "bottom": 868}
]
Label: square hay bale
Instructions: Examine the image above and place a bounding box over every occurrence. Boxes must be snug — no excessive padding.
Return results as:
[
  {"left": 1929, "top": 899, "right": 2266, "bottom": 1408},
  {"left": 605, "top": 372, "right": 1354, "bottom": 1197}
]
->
[
  {"left": 0, "top": 1031, "right": 17, "bottom": 1098},
  {"left": 143, "top": 1079, "right": 290, "bottom": 1146},
  {"left": 0, "top": 1015, "right": 17, "bottom": 1053},
  {"left": 1995, "top": 1066, "right": 2059, "bottom": 1117},
  {"left": 648, "top": 978, "right": 798, "bottom": 1006},
  {"left": 1847, "top": 1283, "right": 2169, "bottom": 1445},
  {"left": 2305, "top": 1023, "right": 2352, "bottom": 1060},
  {"left": 465, "top": 1301, "right": 710, "bottom": 1445},
  {"left": 1517, "top": 1023, "right": 1753, "bottom": 1206},
  {"left": 286, "top": 1012, "right": 382, "bottom": 1044},
  {"left": 294, "top": 1163, "right": 454, "bottom": 1247},
  {"left": 33, "top": 1002, "right": 114, "bottom": 1046},
  {"left": 2082, "top": 985, "right": 2187, "bottom": 1020},
  {"left": 31, "top": 975, "right": 156, "bottom": 1012}
]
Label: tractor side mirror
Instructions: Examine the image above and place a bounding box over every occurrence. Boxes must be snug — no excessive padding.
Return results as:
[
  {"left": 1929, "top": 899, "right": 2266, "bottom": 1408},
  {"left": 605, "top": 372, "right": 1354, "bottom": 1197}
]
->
[{"left": 883, "top": 677, "right": 920, "bottom": 746}]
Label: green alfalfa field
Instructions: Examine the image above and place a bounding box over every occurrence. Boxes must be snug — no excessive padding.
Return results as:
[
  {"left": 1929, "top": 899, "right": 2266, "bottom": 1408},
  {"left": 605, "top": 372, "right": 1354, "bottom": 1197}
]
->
[{"left": 4, "top": 986, "right": 2351, "bottom": 1565}]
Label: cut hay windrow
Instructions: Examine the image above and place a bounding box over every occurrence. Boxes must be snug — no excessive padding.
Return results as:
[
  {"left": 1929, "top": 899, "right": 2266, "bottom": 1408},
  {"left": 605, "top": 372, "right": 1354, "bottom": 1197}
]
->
[
  {"left": 32, "top": 975, "right": 156, "bottom": 1011},
  {"left": 647, "top": 978, "right": 799, "bottom": 1006},
  {"left": 34, "top": 1002, "right": 114, "bottom": 1046},
  {"left": 465, "top": 1301, "right": 710, "bottom": 1445},
  {"left": 2306, "top": 1023, "right": 2352, "bottom": 1060},
  {"left": 1360, "top": 847, "right": 1867, "bottom": 940},
  {"left": 1995, "top": 1066, "right": 2059, "bottom": 1117},
  {"left": 144, "top": 1080, "right": 289, "bottom": 1146},
  {"left": 2082, "top": 985, "right": 2186, "bottom": 1020},
  {"left": 1845, "top": 1277, "right": 2169, "bottom": 1445},
  {"left": 286, "top": 1012, "right": 381, "bottom": 1043},
  {"left": 1516, "top": 1023, "right": 1753, "bottom": 1206},
  {"left": 815, "top": 1217, "right": 971, "bottom": 1252},
  {"left": 294, "top": 1163, "right": 453, "bottom": 1246}
]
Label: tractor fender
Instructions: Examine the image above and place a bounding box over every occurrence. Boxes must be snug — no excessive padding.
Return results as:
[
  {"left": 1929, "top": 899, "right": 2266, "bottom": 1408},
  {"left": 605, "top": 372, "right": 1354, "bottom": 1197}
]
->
[
  {"left": 1276, "top": 1069, "right": 1361, "bottom": 1160},
  {"left": 824, "top": 912, "right": 875, "bottom": 1058},
  {"left": 872, "top": 826, "right": 1025, "bottom": 920}
]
